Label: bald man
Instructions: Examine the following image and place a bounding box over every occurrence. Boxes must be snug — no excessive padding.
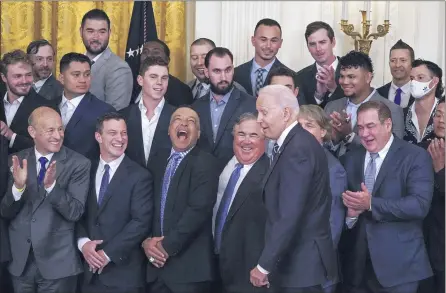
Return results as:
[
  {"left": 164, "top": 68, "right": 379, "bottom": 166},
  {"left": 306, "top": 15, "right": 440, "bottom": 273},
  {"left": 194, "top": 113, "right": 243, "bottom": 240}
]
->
[
  {"left": 0, "top": 107, "right": 90, "bottom": 293},
  {"left": 251, "top": 85, "right": 337, "bottom": 293}
]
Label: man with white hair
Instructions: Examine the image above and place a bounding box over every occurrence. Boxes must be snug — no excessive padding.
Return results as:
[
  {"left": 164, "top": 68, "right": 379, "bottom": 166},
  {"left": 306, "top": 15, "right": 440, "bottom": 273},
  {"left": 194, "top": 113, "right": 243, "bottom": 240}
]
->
[{"left": 250, "top": 85, "right": 337, "bottom": 293}]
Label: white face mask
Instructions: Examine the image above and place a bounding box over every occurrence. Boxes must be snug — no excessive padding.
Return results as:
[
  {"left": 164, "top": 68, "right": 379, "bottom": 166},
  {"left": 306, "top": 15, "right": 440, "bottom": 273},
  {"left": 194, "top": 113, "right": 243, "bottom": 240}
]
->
[{"left": 410, "top": 79, "right": 435, "bottom": 99}]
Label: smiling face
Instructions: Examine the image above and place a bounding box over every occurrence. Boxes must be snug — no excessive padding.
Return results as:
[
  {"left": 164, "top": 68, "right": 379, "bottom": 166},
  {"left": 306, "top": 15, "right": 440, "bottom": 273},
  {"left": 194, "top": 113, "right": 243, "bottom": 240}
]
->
[
  {"left": 251, "top": 24, "right": 283, "bottom": 63},
  {"left": 169, "top": 107, "right": 200, "bottom": 152},
  {"left": 1, "top": 62, "right": 33, "bottom": 99},
  {"left": 297, "top": 116, "right": 326, "bottom": 144},
  {"left": 357, "top": 108, "right": 392, "bottom": 153},
  {"left": 190, "top": 43, "right": 213, "bottom": 82},
  {"left": 389, "top": 48, "right": 412, "bottom": 82},
  {"left": 95, "top": 118, "right": 128, "bottom": 161},
  {"left": 307, "top": 28, "right": 336, "bottom": 66},
  {"left": 233, "top": 119, "right": 265, "bottom": 165},
  {"left": 434, "top": 102, "right": 445, "bottom": 138},
  {"left": 137, "top": 65, "right": 169, "bottom": 102},
  {"left": 339, "top": 66, "right": 372, "bottom": 100},
  {"left": 80, "top": 19, "right": 110, "bottom": 56},
  {"left": 30, "top": 45, "right": 54, "bottom": 81},
  {"left": 28, "top": 108, "right": 64, "bottom": 155},
  {"left": 256, "top": 94, "right": 290, "bottom": 140}
]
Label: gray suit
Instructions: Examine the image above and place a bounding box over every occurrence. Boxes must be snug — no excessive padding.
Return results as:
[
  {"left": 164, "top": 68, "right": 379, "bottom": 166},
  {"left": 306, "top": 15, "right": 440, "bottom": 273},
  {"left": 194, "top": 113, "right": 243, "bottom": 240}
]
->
[
  {"left": 324, "top": 90, "right": 404, "bottom": 156},
  {"left": 90, "top": 47, "right": 133, "bottom": 110},
  {"left": 37, "top": 75, "right": 63, "bottom": 101},
  {"left": 0, "top": 146, "right": 90, "bottom": 292},
  {"left": 187, "top": 78, "right": 248, "bottom": 100}
]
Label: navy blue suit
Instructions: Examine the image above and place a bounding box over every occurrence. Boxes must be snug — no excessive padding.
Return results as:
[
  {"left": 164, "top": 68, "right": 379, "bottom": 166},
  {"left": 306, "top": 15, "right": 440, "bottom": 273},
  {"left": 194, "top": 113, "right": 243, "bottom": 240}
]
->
[
  {"left": 340, "top": 137, "right": 434, "bottom": 292},
  {"left": 58, "top": 92, "right": 115, "bottom": 161}
]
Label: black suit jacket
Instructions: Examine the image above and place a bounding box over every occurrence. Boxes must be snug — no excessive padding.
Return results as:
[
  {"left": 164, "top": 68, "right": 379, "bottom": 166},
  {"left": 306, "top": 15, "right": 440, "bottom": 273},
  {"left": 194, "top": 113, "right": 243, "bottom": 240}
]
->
[
  {"left": 0, "top": 89, "right": 58, "bottom": 154},
  {"left": 146, "top": 146, "right": 219, "bottom": 284},
  {"left": 219, "top": 155, "right": 270, "bottom": 293},
  {"left": 120, "top": 102, "right": 176, "bottom": 168},
  {"left": 56, "top": 92, "right": 115, "bottom": 161},
  {"left": 37, "top": 75, "right": 64, "bottom": 101},
  {"left": 0, "top": 135, "right": 11, "bottom": 264},
  {"left": 192, "top": 88, "right": 256, "bottom": 171},
  {"left": 377, "top": 82, "right": 415, "bottom": 108},
  {"left": 77, "top": 155, "right": 153, "bottom": 288},
  {"left": 295, "top": 57, "right": 344, "bottom": 107},
  {"left": 260, "top": 124, "right": 337, "bottom": 288}
]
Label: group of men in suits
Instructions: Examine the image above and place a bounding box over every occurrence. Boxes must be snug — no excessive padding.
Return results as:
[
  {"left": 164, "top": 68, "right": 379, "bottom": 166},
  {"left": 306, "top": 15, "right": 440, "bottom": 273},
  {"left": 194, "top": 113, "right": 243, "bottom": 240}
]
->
[{"left": 0, "top": 8, "right": 444, "bottom": 293}]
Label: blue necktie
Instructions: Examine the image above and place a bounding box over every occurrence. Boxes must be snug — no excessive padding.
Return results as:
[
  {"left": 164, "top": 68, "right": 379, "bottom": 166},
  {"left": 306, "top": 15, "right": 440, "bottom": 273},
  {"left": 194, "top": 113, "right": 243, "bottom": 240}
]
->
[
  {"left": 255, "top": 68, "right": 266, "bottom": 97},
  {"left": 214, "top": 163, "right": 243, "bottom": 253},
  {"left": 160, "top": 153, "right": 182, "bottom": 235},
  {"left": 97, "top": 164, "right": 110, "bottom": 206},
  {"left": 394, "top": 88, "right": 402, "bottom": 105},
  {"left": 364, "top": 153, "right": 379, "bottom": 193},
  {"left": 37, "top": 157, "right": 48, "bottom": 187}
]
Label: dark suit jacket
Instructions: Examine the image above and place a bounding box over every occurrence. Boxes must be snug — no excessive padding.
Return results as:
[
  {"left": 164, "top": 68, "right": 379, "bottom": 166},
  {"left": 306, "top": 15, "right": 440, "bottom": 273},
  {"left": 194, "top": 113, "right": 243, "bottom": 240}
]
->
[
  {"left": 56, "top": 92, "right": 115, "bottom": 161},
  {"left": 192, "top": 88, "right": 256, "bottom": 171},
  {"left": 295, "top": 57, "right": 344, "bottom": 107},
  {"left": 0, "top": 80, "right": 6, "bottom": 98},
  {"left": 260, "top": 124, "right": 337, "bottom": 288},
  {"left": 340, "top": 137, "right": 434, "bottom": 287},
  {"left": 77, "top": 155, "right": 153, "bottom": 288},
  {"left": 120, "top": 102, "right": 176, "bottom": 168},
  {"left": 38, "top": 75, "right": 63, "bottom": 101},
  {"left": 0, "top": 89, "right": 58, "bottom": 154},
  {"left": 377, "top": 82, "right": 415, "bottom": 109},
  {"left": 0, "top": 146, "right": 90, "bottom": 279},
  {"left": 219, "top": 155, "right": 270, "bottom": 293},
  {"left": 146, "top": 146, "right": 219, "bottom": 284},
  {"left": 0, "top": 135, "right": 10, "bottom": 264}
]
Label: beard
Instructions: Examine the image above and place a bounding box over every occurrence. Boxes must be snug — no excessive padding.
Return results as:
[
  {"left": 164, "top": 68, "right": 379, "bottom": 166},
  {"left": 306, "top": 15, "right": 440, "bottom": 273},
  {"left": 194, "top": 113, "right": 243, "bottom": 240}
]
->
[
  {"left": 84, "top": 39, "right": 109, "bottom": 55},
  {"left": 210, "top": 80, "right": 233, "bottom": 95},
  {"left": 9, "top": 83, "right": 32, "bottom": 97},
  {"left": 36, "top": 66, "right": 52, "bottom": 80}
]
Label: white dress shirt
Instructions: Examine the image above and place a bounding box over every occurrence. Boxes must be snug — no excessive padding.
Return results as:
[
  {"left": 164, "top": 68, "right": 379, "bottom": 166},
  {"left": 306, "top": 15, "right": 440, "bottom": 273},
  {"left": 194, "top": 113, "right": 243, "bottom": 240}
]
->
[
  {"left": 212, "top": 156, "right": 256, "bottom": 235},
  {"left": 12, "top": 148, "right": 56, "bottom": 200},
  {"left": 140, "top": 98, "right": 165, "bottom": 163},
  {"left": 314, "top": 57, "right": 339, "bottom": 105},
  {"left": 33, "top": 74, "right": 52, "bottom": 93},
  {"left": 346, "top": 89, "right": 376, "bottom": 128},
  {"left": 345, "top": 135, "right": 394, "bottom": 228},
  {"left": 409, "top": 97, "right": 439, "bottom": 143},
  {"left": 3, "top": 93, "right": 24, "bottom": 148},
  {"left": 90, "top": 49, "right": 106, "bottom": 63},
  {"left": 388, "top": 81, "right": 411, "bottom": 108},
  {"left": 77, "top": 153, "right": 126, "bottom": 260},
  {"left": 59, "top": 93, "right": 85, "bottom": 127}
]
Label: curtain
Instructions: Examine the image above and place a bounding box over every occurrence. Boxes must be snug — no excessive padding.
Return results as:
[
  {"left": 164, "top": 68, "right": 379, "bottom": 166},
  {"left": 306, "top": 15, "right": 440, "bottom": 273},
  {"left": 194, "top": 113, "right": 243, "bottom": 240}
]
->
[
  {"left": 0, "top": 1, "right": 187, "bottom": 80},
  {"left": 194, "top": 1, "right": 445, "bottom": 87}
]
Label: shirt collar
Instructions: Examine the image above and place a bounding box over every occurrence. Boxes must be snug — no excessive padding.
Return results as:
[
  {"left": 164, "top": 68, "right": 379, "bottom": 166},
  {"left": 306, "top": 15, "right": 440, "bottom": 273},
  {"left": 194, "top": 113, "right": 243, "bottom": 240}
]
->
[
  {"left": 168, "top": 146, "right": 194, "bottom": 161},
  {"left": 316, "top": 57, "right": 338, "bottom": 71},
  {"left": 138, "top": 97, "right": 165, "bottom": 115},
  {"left": 89, "top": 47, "right": 108, "bottom": 63},
  {"left": 3, "top": 93, "right": 25, "bottom": 105},
  {"left": 252, "top": 58, "right": 276, "bottom": 74},
  {"left": 410, "top": 97, "right": 440, "bottom": 119},
  {"left": 194, "top": 79, "right": 210, "bottom": 90},
  {"left": 34, "top": 73, "right": 52, "bottom": 87},
  {"left": 367, "top": 134, "right": 394, "bottom": 159},
  {"left": 277, "top": 121, "right": 298, "bottom": 148},
  {"left": 210, "top": 87, "right": 233, "bottom": 104},
  {"left": 34, "top": 148, "right": 54, "bottom": 163},
  {"left": 390, "top": 80, "right": 411, "bottom": 93},
  {"left": 99, "top": 153, "right": 125, "bottom": 173},
  {"left": 233, "top": 155, "right": 258, "bottom": 169},
  {"left": 61, "top": 93, "right": 85, "bottom": 108},
  {"left": 347, "top": 89, "right": 376, "bottom": 107}
]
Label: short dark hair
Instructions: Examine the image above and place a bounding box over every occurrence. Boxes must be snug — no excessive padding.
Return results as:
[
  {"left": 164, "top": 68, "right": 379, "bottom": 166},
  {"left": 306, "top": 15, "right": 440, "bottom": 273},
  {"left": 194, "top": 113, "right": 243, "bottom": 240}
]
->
[
  {"left": 191, "top": 38, "right": 216, "bottom": 49},
  {"left": 0, "top": 50, "right": 33, "bottom": 76},
  {"left": 147, "top": 39, "right": 171, "bottom": 59},
  {"left": 340, "top": 50, "right": 374, "bottom": 74},
  {"left": 264, "top": 66, "right": 296, "bottom": 87},
  {"left": 60, "top": 53, "right": 91, "bottom": 73},
  {"left": 139, "top": 56, "right": 169, "bottom": 76},
  {"left": 357, "top": 101, "right": 392, "bottom": 125},
  {"left": 81, "top": 9, "right": 111, "bottom": 30},
  {"left": 254, "top": 18, "right": 282, "bottom": 36},
  {"left": 204, "top": 47, "right": 233, "bottom": 68},
  {"left": 305, "top": 21, "right": 335, "bottom": 43},
  {"left": 96, "top": 112, "right": 126, "bottom": 134},
  {"left": 26, "top": 39, "right": 55, "bottom": 56},
  {"left": 390, "top": 39, "right": 415, "bottom": 62},
  {"left": 412, "top": 59, "right": 444, "bottom": 98}
]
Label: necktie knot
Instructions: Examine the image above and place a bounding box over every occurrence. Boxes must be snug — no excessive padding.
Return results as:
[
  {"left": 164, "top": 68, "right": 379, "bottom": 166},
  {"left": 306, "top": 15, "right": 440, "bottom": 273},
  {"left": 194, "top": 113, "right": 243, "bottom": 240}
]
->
[
  {"left": 256, "top": 68, "right": 266, "bottom": 74},
  {"left": 39, "top": 156, "right": 48, "bottom": 167},
  {"left": 170, "top": 152, "right": 182, "bottom": 162},
  {"left": 370, "top": 153, "right": 379, "bottom": 161},
  {"left": 396, "top": 88, "right": 402, "bottom": 94},
  {"left": 234, "top": 163, "right": 243, "bottom": 171},
  {"left": 273, "top": 143, "right": 280, "bottom": 155},
  {"left": 103, "top": 164, "right": 110, "bottom": 172},
  {"left": 37, "top": 157, "right": 48, "bottom": 187}
]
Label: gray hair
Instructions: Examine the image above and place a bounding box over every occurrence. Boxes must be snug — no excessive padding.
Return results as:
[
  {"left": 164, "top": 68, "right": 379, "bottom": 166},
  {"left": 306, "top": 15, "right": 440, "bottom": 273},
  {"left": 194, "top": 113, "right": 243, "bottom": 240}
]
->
[
  {"left": 233, "top": 112, "right": 257, "bottom": 131},
  {"left": 298, "top": 105, "right": 332, "bottom": 142},
  {"left": 258, "top": 84, "right": 299, "bottom": 118}
]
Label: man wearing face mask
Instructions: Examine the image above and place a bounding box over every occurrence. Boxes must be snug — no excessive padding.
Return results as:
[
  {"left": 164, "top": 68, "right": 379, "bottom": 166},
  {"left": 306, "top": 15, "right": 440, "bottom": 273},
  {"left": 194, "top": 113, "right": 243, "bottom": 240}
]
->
[{"left": 403, "top": 59, "right": 444, "bottom": 145}]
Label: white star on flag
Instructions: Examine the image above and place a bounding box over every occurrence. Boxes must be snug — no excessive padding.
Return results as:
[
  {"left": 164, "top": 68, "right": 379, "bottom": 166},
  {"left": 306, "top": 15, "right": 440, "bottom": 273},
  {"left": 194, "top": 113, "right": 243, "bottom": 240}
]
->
[{"left": 126, "top": 48, "right": 135, "bottom": 58}]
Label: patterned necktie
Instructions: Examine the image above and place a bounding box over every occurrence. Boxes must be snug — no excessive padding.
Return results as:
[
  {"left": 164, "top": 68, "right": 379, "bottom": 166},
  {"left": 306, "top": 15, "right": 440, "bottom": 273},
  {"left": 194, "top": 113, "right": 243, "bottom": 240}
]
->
[
  {"left": 255, "top": 68, "right": 266, "bottom": 97},
  {"left": 394, "top": 88, "right": 402, "bottom": 105},
  {"left": 194, "top": 82, "right": 203, "bottom": 100},
  {"left": 364, "top": 153, "right": 379, "bottom": 193},
  {"left": 271, "top": 142, "right": 280, "bottom": 165},
  {"left": 214, "top": 163, "right": 243, "bottom": 253},
  {"left": 160, "top": 152, "right": 183, "bottom": 235},
  {"left": 37, "top": 157, "right": 48, "bottom": 187},
  {"left": 97, "top": 164, "right": 110, "bottom": 206}
]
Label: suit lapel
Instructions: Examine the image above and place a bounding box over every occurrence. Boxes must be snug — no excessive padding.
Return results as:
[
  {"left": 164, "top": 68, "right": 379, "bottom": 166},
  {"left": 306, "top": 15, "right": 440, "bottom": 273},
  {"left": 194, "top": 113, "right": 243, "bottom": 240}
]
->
[
  {"left": 307, "top": 64, "right": 318, "bottom": 104},
  {"left": 128, "top": 105, "right": 146, "bottom": 166},
  {"left": 214, "top": 89, "right": 240, "bottom": 147},
  {"left": 92, "top": 48, "right": 111, "bottom": 76},
  {"left": 372, "top": 138, "right": 401, "bottom": 195},
  {"left": 65, "top": 94, "right": 91, "bottom": 133},
  {"left": 149, "top": 103, "right": 172, "bottom": 161},
  {"left": 245, "top": 60, "right": 254, "bottom": 94},
  {"left": 38, "top": 75, "right": 55, "bottom": 98},
  {"left": 88, "top": 161, "right": 100, "bottom": 218},
  {"left": 9, "top": 94, "right": 32, "bottom": 130},
  {"left": 196, "top": 96, "right": 214, "bottom": 147}
]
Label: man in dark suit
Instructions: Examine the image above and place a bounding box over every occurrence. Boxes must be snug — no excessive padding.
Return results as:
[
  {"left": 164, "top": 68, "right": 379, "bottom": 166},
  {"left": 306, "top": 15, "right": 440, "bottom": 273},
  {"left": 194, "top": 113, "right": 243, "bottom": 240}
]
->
[
  {"left": 56, "top": 52, "right": 115, "bottom": 161},
  {"left": 377, "top": 40, "right": 415, "bottom": 108},
  {"left": 0, "top": 49, "right": 57, "bottom": 154},
  {"left": 251, "top": 85, "right": 337, "bottom": 292},
  {"left": 120, "top": 56, "right": 175, "bottom": 168},
  {"left": 234, "top": 18, "right": 293, "bottom": 98},
  {"left": 77, "top": 112, "right": 153, "bottom": 293},
  {"left": 295, "top": 21, "right": 344, "bottom": 107},
  {"left": 341, "top": 101, "right": 434, "bottom": 293},
  {"left": 192, "top": 47, "right": 256, "bottom": 171},
  {"left": 26, "top": 40, "right": 63, "bottom": 101},
  {"left": 134, "top": 39, "right": 193, "bottom": 107},
  {"left": 143, "top": 107, "right": 219, "bottom": 293},
  {"left": 214, "top": 113, "right": 270, "bottom": 293},
  {"left": 1, "top": 107, "right": 91, "bottom": 293}
]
